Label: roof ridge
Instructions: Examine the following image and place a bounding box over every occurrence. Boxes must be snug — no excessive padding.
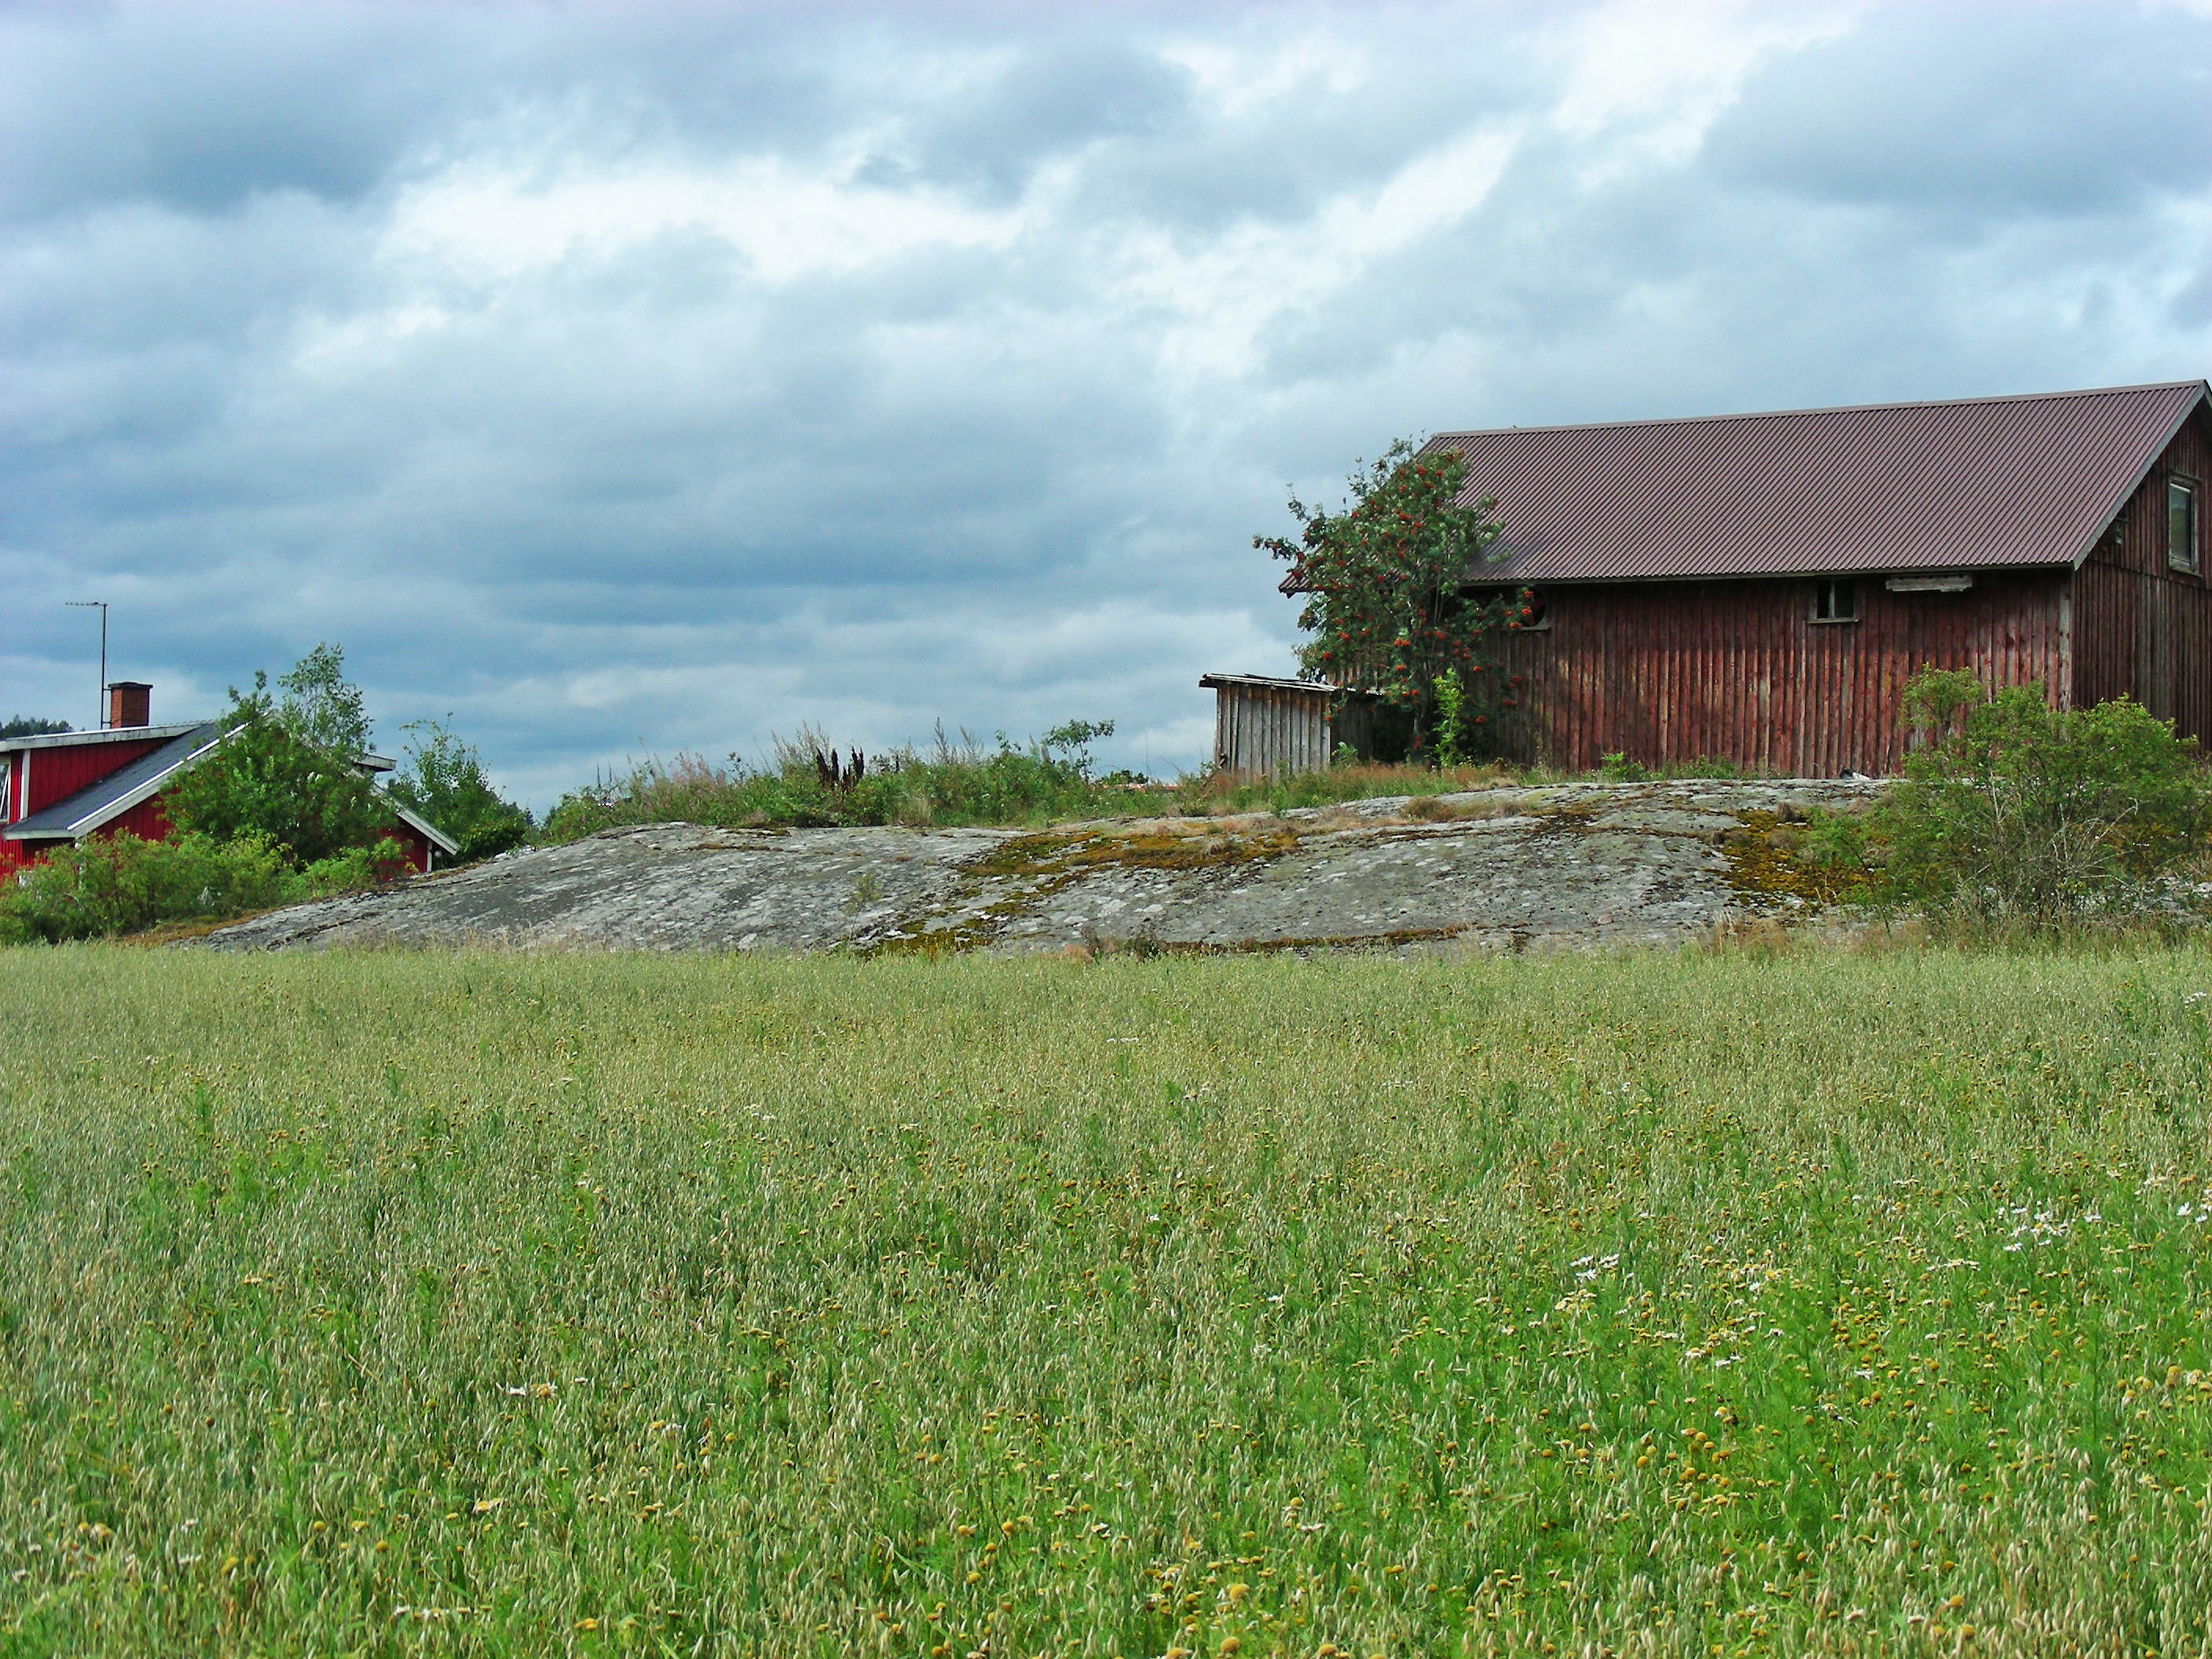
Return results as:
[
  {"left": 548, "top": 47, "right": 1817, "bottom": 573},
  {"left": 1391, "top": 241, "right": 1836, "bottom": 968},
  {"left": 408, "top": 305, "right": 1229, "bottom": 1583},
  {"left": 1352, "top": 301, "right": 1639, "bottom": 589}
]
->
[
  {"left": 0, "top": 719, "right": 213, "bottom": 753},
  {"left": 1428, "top": 379, "right": 2210, "bottom": 442}
]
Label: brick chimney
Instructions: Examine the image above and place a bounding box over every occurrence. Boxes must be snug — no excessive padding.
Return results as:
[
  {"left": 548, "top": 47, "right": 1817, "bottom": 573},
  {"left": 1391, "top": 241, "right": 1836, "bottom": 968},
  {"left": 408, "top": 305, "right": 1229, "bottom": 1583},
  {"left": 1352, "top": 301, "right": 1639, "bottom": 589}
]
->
[{"left": 107, "top": 681, "right": 152, "bottom": 729}]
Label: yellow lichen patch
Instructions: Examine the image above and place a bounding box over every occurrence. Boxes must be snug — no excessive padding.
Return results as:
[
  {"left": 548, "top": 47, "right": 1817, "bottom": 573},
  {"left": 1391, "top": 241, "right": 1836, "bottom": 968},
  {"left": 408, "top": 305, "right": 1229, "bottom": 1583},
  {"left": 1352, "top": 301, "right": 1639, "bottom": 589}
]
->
[
  {"left": 1722, "top": 811, "right": 1861, "bottom": 906},
  {"left": 1524, "top": 804, "right": 1600, "bottom": 839},
  {"left": 869, "top": 824, "right": 1307, "bottom": 957},
  {"left": 979, "top": 825, "right": 1303, "bottom": 881}
]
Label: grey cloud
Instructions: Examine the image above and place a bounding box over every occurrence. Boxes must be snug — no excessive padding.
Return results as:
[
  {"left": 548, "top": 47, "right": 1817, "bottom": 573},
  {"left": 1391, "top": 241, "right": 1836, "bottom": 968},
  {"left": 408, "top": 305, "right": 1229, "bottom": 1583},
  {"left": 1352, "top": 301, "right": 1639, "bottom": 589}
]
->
[
  {"left": 1703, "top": 2, "right": 2212, "bottom": 221},
  {"left": 864, "top": 37, "right": 1193, "bottom": 203},
  {"left": 5, "top": 2, "right": 2210, "bottom": 803}
]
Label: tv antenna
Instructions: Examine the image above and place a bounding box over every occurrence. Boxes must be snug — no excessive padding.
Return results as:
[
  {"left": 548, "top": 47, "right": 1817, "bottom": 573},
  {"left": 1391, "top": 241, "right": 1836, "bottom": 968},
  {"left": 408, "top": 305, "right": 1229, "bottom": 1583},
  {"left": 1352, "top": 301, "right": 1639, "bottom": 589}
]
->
[{"left": 65, "top": 600, "right": 108, "bottom": 727}]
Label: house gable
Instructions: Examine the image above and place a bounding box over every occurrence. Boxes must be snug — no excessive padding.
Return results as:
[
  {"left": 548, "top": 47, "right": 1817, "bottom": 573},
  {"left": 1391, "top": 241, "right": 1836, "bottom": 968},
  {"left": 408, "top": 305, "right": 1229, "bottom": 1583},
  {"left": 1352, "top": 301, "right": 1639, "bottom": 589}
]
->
[{"left": 2, "top": 711, "right": 461, "bottom": 876}]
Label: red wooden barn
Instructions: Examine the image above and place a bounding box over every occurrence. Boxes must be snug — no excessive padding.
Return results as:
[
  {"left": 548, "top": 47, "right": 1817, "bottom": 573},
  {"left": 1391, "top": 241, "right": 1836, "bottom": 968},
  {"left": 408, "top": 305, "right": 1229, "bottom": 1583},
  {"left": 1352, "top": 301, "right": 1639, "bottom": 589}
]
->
[
  {"left": 1, "top": 682, "right": 457, "bottom": 877},
  {"left": 1223, "top": 380, "right": 2212, "bottom": 777}
]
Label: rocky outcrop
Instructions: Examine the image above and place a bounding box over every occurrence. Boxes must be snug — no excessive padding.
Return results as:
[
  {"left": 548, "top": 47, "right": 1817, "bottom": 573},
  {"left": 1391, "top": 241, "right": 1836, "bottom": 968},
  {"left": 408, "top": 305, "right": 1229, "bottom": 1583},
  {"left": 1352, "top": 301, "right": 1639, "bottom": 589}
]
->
[{"left": 198, "top": 779, "right": 1881, "bottom": 956}]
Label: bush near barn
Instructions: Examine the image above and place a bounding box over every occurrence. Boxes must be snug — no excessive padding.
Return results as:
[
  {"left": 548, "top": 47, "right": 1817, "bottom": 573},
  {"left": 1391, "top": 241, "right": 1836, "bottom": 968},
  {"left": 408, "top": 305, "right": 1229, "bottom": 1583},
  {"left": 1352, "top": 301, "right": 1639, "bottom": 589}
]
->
[{"left": 1813, "top": 668, "right": 2212, "bottom": 928}]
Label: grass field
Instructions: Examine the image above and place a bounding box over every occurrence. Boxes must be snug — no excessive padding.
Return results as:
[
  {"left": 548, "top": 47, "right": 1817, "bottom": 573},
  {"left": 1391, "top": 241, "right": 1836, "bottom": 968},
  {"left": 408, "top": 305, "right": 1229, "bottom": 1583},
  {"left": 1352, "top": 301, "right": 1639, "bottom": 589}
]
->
[{"left": 2, "top": 945, "right": 2210, "bottom": 1656}]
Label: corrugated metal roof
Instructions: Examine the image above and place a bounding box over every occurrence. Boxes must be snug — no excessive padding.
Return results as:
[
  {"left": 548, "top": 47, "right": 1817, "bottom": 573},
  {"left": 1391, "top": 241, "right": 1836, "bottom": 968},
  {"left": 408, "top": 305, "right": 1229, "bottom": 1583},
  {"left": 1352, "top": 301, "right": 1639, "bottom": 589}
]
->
[
  {"left": 4, "top": 723, "right": 222, "bottom": 839},
  {"left": 1424, "top": 380, "right": 2209, "bottom": 584}
]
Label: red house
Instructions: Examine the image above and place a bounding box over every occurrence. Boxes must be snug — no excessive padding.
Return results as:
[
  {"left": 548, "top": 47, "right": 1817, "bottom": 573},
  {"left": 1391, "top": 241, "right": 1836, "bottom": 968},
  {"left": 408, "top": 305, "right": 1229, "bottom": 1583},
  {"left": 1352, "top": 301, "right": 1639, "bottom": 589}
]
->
[
  {"left": 1230, "top": 379, "right": 2212, "bottom": 777},
  {"left": 1, "top": 682, "right": 457, "bottom": 877}
]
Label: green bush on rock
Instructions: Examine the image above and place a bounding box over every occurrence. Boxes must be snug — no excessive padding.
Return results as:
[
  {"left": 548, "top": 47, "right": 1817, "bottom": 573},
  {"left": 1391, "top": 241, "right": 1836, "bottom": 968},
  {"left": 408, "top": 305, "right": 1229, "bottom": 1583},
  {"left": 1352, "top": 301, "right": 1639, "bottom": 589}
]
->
[
  {"left": 0, "top": 832, "right": 392, "bottom": 944},
  {"left": 1848, "top": 669, "right": 2212, "bottom": 925}
]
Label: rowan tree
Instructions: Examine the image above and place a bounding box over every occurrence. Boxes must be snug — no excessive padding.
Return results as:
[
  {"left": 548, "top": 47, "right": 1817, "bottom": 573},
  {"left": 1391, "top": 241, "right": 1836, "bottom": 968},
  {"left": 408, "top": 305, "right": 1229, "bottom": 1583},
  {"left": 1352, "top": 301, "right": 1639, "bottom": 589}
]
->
[{"left": 1258, "top": 439, "right": 1523, "bottom": 753}]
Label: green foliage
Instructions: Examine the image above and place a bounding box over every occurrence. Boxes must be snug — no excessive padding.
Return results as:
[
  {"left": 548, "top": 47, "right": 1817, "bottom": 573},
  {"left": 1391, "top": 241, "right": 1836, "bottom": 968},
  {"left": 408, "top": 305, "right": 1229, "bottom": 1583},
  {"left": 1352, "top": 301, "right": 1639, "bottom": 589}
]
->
[
  {"left": 0, "top": 716, "right": 71, "bottom": 739},
  {"left": 1430, "top": 668, "right": 1469, "bottom": 767},
  {"left": 1588, "top": 752, "right": 1744, "bottom": 784},
  {"left": 388, "top": 718, "right": 531, "bottom": 862},
  {"left": 0, "top": 832, "right": 330, "bottom": 943},
  {"left": 540, "top": 721, "right": 1137, "bottom": 842},
  {"left": 296, "top": 841, "right": 413, "bottom": 893},
  {"left": 1667, "top": 754, "right": 1744, "bottom": 779},
  {"left": 1173, "top": 758, "right": 1516, "bottom": 815},
  {"left": 1259, "top": 440, "right": 1517, "bottom": 748},
  {"left": 163, "top": 647, "right": 388, "bottom": 866},
  {"left": 5, "top": 947, "right": 2212, "bottom": 1651},
  {"left": 1862, "top": 670, "right": 2212, "bottom": 923},
  {"left": 1902, "top": 665, "right": 1985, "bottom": 735},
  {"left": 274, "top": 641, "right": 373, "bottom": 756},
  {"left": 1801, "top": 805, "right": 1871, "bottom": 876},
  {"left": 0, "top": 831, "right": 396, "bottom": 945},
  {"left": 1598, "top": 749, "right": 1652, "bottom": 782},
  {"left": 1039, "top": 717, "right": 1115, "bottom": 780}
]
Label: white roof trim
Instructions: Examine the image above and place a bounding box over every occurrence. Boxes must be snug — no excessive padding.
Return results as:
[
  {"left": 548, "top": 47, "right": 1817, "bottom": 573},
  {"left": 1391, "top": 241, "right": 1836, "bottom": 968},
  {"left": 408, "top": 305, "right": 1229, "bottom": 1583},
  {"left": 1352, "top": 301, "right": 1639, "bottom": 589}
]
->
[
  {"left": 2, "top": 727, "right": 233, "bottom": 840},
  {"left": 0, "top": 721, "right": 204, "bottom": 755}
]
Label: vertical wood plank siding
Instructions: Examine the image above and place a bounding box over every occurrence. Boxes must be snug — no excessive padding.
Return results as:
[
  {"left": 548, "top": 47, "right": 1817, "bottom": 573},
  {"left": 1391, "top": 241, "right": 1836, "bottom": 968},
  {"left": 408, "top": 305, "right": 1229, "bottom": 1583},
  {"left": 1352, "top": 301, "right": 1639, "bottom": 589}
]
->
[
  {"left": 2072, "top": 413, "right": 2212, "bottom": 742},
  {"left": 1211, "top": 683, "right": 1336, "bottom": 775},
  {"left": 1495, "top": 571, "right": 2071, "bottom": 775}
]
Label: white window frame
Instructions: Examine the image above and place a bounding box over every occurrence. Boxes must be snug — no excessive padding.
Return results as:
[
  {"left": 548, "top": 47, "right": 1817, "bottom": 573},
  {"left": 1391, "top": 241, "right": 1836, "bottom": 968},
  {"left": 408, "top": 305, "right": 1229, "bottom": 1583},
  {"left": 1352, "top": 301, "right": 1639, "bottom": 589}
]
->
[{"left": 2170, "top": 474, "right": 2201, "bottom": 575}]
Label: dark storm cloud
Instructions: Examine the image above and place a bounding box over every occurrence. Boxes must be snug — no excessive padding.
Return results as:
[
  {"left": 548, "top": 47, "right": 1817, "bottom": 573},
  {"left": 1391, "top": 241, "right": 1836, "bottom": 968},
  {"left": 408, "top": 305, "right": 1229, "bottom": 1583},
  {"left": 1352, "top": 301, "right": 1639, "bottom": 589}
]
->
[{"left": 5, "top": 1, "right": 2210, "bottom": 804}]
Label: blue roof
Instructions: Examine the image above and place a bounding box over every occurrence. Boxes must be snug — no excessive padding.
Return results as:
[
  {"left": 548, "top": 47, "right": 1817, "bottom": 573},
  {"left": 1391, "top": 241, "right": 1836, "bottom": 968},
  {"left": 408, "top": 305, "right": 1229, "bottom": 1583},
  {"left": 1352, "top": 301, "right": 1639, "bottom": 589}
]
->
[{"left": 5, "top": 723, "right": 224, "bottom": 839}]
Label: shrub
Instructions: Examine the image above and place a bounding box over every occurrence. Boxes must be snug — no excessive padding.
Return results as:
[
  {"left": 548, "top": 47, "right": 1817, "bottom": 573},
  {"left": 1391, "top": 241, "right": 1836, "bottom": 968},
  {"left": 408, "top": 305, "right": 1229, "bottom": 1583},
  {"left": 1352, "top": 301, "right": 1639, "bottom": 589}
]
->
[
  {"left": 387, "top": 719, "right": 531, "bottom": 862},
  {"left": 1859, "top": 671, "right": 2212, "bottom": 924},
  {"left": 298, "top": 840, "right": 413, "bottom": 893},
  {"left": 165, "top": 646, "right": 387, "bottom": 864},
  {"left": 1598, "top": 750, "right": 1652, "bottom": 783},
  {"left": 0, "top": 833, "right": 297, "bottom": 943},
  {"left": 0, "top": 831, "right": 398, "bottom": 945}
]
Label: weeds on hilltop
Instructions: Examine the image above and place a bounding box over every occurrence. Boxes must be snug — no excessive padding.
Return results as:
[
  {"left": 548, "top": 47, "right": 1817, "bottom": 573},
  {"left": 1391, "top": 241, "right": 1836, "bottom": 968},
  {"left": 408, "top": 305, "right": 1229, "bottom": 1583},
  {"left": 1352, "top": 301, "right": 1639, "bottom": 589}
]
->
[{"left": 537, "top": 720, "right": 1141, "bottom": 841}]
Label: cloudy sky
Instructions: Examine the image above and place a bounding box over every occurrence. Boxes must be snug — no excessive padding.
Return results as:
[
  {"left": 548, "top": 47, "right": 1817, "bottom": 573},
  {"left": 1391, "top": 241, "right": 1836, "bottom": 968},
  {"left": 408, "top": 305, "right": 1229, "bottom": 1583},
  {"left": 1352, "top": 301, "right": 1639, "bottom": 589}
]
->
[{"left": 5, "top": 0, "right": 2210, "bottom": 803}]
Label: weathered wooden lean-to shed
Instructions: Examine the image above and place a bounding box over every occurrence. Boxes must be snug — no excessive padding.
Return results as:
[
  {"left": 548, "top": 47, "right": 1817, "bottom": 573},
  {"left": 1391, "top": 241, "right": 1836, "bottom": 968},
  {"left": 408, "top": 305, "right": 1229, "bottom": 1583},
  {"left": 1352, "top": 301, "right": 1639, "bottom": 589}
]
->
[
  {"left": 1198, "top": 674, "right": 1405, "bottom": 776},
  {"left": 1225, "top": 380, "right": 2212, "bottom": 777}
]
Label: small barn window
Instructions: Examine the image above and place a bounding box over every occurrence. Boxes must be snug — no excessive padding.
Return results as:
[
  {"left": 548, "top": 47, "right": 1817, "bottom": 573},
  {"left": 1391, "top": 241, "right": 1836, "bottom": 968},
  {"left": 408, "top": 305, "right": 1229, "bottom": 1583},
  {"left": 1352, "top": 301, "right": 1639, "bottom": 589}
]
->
[
  {"left": 1507, "top": 588, "right": 1550, "bottom": 631},
  {"left": 2170, "top": 475, "right": 2200, "bottom": 574},
  {"left": 1810, "top": 579, "right": 1859, "bottom": 624}
]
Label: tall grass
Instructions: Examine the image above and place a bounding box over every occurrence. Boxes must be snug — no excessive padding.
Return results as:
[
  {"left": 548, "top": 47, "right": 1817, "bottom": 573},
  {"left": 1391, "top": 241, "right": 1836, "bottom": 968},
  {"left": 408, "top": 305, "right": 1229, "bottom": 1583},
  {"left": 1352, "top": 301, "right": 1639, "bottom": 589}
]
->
[
  {"left": 2, "top": 946, "right": 2210, "bottom": 1654},
  {"left": 536, "top": 737, "right": 1771, "bottom": 845},
  {"left": 539, "top": 743, "right": 1536, "bottom": 843},
  {"left": 538, "top": 727, "right": 1155, "bottom": 842}
]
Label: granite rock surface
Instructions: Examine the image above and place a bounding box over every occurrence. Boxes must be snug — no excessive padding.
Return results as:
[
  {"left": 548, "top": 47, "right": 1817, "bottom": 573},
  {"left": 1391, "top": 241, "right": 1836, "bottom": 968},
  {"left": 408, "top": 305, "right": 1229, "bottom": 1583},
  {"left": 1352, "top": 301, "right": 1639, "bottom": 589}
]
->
[{"left": 197, "top": 779, "right": 1882, "bottom": 956}]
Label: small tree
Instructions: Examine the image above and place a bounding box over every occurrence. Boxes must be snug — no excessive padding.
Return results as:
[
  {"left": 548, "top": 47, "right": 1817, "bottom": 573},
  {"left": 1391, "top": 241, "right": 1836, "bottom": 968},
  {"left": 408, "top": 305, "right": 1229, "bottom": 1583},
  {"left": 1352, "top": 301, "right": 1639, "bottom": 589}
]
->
[
  {"left": 1, "top": 716, "right": 71, "bottom": 739},
  {"left": 166, "top": 645, "right": 388, "bottom": 865},
  {"left": 1258, "top": 439, "right": 1516, "bottom": 753},
  {"left": 390, "top": 718, "right": 531, "bottom": 862},
  {"left": 1864, "top": 668, "right": 2212, "bottom": 923},
  {"left": 1040, "top": 718, "right": 1115, "bottom": 782}
]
